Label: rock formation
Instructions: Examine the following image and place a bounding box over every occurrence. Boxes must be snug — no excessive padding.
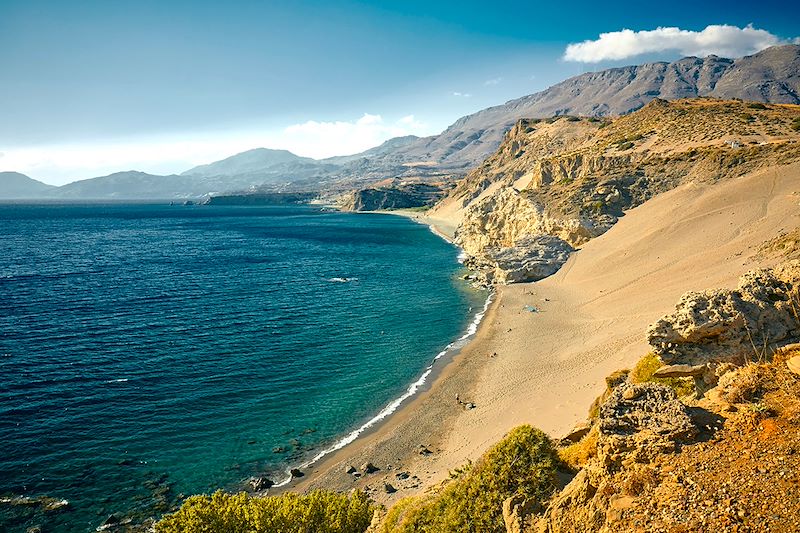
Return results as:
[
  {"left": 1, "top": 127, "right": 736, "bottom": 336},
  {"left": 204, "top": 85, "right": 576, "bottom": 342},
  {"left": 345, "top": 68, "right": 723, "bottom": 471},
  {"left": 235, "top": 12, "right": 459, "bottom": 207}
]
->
[
  {"left": 647, "top": 261, "right": 800, "bottom": 365},
  {"left": 437, "top": 99, "right": 800, "bottom": 285}
]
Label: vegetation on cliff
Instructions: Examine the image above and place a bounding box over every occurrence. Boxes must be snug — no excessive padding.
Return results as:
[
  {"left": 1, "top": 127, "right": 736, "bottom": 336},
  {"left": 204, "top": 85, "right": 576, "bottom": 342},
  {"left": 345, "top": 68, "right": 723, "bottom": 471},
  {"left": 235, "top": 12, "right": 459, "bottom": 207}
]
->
[
  {"left": 155, "top": 490, "right": 374, "bottom": 533},
  {"left": 380, "top": 425, "right": 558, "bottom": 533}
]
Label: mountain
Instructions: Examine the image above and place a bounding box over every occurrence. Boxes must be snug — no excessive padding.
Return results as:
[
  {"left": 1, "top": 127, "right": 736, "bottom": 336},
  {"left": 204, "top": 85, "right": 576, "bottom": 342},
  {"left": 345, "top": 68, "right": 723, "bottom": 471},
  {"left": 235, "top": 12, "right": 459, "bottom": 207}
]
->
[
  {"left": 367, "top": 44, "right": 800, "bottom": 174},
  {"left": 0, "top": 171, "right": 56, "bottom": 199},
  {"left": 181, "top": 148, "right": 316, "bottom": 178},
  {"left": 430, "top": 97, "right": 800, "bottom": 284},
  {"left": 323, "top": 135, "right": 420, "bottom": 165},
  {"left": 3, "top": 45, "right": 798, "bottom": 201},
  {"left": 54, "top": 171, "right": 199, "bottom": 199}
]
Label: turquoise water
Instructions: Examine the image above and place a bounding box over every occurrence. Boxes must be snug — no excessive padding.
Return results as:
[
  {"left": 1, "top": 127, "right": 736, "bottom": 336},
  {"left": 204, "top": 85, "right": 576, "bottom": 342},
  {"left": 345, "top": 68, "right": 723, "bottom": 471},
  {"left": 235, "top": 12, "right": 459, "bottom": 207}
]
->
[{"left": 0, "top": 204, "right": 485, "bottom": 532}]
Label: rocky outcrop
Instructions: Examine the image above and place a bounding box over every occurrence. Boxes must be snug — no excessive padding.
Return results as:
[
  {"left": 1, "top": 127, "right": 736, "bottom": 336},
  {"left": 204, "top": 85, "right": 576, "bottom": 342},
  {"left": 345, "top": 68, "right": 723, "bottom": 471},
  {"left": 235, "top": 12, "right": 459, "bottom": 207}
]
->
[
  {"left": 464, "top": 235, "right": 574, "bottom": 285},
  {"left": 340, "top": 183, "right": 446, "bottom": 211},
  {"left": 442, "top": 99, "right": 800, "bottom": 286},
  {"left": 647, "top": 261, "right": 800, "bottom": 365},
  {"left": 533, "top": 382, "right": 696, "bottom": 533}
]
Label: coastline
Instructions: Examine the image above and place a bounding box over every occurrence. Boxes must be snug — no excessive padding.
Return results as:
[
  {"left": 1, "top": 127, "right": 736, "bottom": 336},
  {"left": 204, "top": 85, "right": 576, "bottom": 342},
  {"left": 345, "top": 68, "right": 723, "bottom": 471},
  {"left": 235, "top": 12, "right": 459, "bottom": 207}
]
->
[
  {"left": 274, "top": 208, "right": 492, "bottom": 496},
  {"left": 282, "top": 165, "right": 799, "bottom": 505}
]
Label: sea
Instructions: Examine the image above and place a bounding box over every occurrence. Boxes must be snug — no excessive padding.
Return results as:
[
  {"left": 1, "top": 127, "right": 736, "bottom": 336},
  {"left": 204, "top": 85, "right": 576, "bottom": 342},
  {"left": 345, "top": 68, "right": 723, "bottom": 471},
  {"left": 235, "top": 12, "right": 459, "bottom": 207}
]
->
[{"left": 0, "top": 203, "right": 487, "bottom": 532}]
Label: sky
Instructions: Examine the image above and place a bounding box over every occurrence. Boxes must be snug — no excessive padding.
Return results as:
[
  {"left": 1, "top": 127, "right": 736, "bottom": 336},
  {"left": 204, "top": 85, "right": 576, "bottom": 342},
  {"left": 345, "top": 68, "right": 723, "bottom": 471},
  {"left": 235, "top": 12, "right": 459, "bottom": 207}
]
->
[{"left": 1, "top": 0, "right": 798, "bottom": 185}]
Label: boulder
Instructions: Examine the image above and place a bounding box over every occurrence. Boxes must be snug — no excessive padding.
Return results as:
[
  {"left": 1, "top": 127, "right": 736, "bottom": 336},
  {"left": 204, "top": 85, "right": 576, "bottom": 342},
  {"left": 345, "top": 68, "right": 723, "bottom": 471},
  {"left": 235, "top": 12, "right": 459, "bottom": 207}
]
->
[
  {"left": 383, "top": 483, "right": 397, "bottom": 494},
  {"left": 562, "top": 423, "right": 591, "bottom": 443},
  {"left": 289, "top": 468, "right": 304, "bottom": 478},
  {"left": 248, "top": 476, "right": 274, "bottom": 491},
  {"left": 647, "top": 262, "right": 800, "bottom": 365},
  {"left": 361, "top": 462, "right": 379, "bottom": 474},
  {"left": 599, "top": 382, "right": 696, "bottom": 443},
  {"left": 468, "top": 235, "right": 574, "bottom": 285}
]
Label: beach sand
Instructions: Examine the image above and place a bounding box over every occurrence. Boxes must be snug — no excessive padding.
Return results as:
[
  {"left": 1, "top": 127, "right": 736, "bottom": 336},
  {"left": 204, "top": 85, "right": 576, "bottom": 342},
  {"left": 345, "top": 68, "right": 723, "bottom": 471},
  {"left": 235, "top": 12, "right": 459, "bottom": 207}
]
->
[{"left": 288, "top": 162, "right": 800, "bottom": 504}]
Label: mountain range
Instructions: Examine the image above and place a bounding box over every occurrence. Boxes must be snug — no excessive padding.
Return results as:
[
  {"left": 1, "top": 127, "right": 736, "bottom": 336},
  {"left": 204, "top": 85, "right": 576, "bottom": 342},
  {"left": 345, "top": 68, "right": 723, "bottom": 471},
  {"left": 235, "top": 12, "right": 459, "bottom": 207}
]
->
[{"left": 3, "top": 44, "right": 798, "bottom": 200}]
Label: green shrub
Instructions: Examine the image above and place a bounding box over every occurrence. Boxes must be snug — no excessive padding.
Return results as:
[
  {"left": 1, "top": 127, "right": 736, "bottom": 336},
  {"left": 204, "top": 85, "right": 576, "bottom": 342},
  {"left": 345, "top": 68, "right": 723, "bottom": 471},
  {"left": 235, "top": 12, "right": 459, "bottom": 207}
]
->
[
  {"left": 631, "top": 353, "right": 695, "bottom": 397},
  {"left": 747, "top": 102, "right": 767, "bottom": 110},
  {"left": 383, "top": 425, "right": 558, "bottom": 533},
  {"left": 156, "top": 489, "right": 374, "bottom": 533}
]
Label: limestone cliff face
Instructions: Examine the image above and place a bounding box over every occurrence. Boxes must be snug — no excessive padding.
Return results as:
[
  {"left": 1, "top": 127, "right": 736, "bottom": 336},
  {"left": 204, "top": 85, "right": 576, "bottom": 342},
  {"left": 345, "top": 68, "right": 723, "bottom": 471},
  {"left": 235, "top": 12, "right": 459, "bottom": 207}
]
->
[
  {"left": 436, "top": 98, "right": 800, "bottom": 284},
  {"left": 338, "top": 182, "right": 447, "bottom": 211}
]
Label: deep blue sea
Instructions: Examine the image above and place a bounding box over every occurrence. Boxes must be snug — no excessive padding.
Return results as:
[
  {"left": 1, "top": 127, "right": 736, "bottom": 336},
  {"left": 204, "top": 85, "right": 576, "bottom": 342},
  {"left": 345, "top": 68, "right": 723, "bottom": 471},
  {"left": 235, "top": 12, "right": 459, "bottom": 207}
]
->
[{"left": 0, "top": 203, "right": 485, "bottom": 532}]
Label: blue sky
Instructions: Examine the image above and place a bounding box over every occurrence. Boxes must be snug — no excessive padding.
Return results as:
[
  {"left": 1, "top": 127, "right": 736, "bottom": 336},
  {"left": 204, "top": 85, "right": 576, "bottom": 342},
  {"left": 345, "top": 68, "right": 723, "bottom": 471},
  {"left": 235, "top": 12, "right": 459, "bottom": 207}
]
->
[{"left": 1, "top": 0, "right": 798, "bottom": 184}]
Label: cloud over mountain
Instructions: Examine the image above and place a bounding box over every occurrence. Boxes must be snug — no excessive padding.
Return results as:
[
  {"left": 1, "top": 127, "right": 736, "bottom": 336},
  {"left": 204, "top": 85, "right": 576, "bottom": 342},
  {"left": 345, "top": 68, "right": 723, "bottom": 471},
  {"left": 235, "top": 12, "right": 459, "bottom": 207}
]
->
[{"left": 564, "top": 24, "right": 790, "bottom": 63}]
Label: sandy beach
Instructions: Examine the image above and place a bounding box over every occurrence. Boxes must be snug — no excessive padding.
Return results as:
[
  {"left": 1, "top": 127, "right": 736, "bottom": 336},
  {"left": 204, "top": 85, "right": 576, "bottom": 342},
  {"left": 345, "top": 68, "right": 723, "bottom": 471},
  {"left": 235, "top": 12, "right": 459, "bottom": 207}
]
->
[{"left": 288, "top": 162, "right": 800, "bottom": 505}]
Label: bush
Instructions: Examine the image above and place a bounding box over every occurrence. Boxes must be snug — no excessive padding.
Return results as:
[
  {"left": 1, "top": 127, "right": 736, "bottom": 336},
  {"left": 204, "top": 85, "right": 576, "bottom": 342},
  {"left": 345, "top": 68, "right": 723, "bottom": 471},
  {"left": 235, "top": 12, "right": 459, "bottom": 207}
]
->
[
  {"left": 630, "top": 353, "right": 695, "bottom": 397},
  {"left": 747, "top": 102, "right": 767, "bottom": 110},
  {"left": 383, "top": 425, "right": 558, "bottom": 532},
  {"left": 156, "top": 489, "right": 374, "bottom": 533}
]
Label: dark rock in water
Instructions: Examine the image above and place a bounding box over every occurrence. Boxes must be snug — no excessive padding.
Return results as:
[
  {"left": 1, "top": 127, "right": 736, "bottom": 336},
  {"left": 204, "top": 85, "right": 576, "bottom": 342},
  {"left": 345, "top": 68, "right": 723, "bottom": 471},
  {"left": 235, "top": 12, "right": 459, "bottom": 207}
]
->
[
  {"left": 103, "top": 515, "right": 120, "bottom": 526},
  {"left": 249, "top": 477, "right": 274, "bottom": 491},
  {"left": 301, "top": 428, "right": 317, "bottom": 435},
  {"left": 383, "top": 483, "right": 397, "bottom": 494},
  {"left": 1, "top": 495, "right": 71, "bottom": 513},
  {"left": 361, "top": 462, "right": 379, "bottom": 474},
  {"left": 272, "top": 446, "right": 286, "bottom": 454},
  {"left": 117, "top": 459, "right": 132, "bottom": 466},
  {"left": 290, "top": 468, "right": 304, "bottom": 478}
]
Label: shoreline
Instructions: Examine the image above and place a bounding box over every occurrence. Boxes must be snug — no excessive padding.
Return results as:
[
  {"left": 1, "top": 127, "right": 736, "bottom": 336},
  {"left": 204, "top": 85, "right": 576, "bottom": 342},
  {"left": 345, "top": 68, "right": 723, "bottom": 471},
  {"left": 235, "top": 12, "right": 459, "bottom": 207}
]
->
[
  {"left": 272, "top": 208, "right": 493, "bottom": 495},
  {"left": 278, "top": 165, "right": 798, "bottom": 505}
]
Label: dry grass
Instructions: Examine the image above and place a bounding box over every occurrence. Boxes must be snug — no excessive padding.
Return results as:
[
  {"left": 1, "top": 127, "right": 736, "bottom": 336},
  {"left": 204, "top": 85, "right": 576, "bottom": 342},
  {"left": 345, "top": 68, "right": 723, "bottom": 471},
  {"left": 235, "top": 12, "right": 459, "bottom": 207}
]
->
[
  {"left": 717, "top": 363, "right": 775, "bottom": 404},
  {"left": 558, "top": 426, "right": 599, "bottom": 470}
]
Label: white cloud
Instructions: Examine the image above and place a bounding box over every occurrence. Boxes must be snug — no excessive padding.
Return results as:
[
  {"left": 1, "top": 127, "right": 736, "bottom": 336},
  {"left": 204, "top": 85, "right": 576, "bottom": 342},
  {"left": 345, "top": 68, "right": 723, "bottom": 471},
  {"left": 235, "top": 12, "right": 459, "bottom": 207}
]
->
[
  {"left": 1, "top": 114, "right": 434, "bottom": 185},
  {"left": 564, "top": 24, "right": 791, "bottom": 63},
  {"left": 452, "top": 91, "right": 472, "bottom": 98},
  {"left": 484, "top": 77, "right": 503, "bottom": 86}
]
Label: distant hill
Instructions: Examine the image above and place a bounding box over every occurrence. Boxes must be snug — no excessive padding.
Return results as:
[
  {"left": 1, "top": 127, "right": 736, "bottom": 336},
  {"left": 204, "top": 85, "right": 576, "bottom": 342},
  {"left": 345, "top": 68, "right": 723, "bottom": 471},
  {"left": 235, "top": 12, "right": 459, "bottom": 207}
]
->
[
  {"left": 323, "top": 135, "right": 420, "bottom": 165},
  {"left": 0, "top": 171, "right": 56, "bottom": 199},
  {"left": 181, "top": 148, "right": 316, "bottom": 178},
  {"left": 54, "top": 171, "right": 200, "bottom": 199}
]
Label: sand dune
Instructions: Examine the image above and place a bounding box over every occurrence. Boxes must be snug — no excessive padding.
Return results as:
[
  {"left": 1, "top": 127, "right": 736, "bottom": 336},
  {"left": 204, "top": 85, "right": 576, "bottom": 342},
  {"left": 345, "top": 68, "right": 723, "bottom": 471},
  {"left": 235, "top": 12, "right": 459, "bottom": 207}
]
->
[{"left": 294, "top": 161, "right": 800, "bottom": 503}]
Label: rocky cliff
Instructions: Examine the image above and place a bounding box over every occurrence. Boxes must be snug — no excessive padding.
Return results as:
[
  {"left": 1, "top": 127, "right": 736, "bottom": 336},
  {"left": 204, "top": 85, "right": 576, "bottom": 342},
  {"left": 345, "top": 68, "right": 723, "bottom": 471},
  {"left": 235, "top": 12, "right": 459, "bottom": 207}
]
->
[
  {"left": 507, "top": 261, "right": 800, "bottom": 533},
  {"left": 435, "top": 98, "right": 800, "bottom": 284},
  {"left": 339, "top": 182, "right": 447, "bottom": 211}
]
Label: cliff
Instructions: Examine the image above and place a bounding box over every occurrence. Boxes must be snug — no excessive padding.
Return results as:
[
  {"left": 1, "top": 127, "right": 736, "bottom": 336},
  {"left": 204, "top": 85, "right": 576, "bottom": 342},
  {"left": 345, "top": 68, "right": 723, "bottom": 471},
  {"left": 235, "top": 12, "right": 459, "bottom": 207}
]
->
[
  {"left": 339, "top": 182, "right": 448, "bottom": 211},
  {"left": 433, "top": 98, "right": 800, "bottom": 284}
]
